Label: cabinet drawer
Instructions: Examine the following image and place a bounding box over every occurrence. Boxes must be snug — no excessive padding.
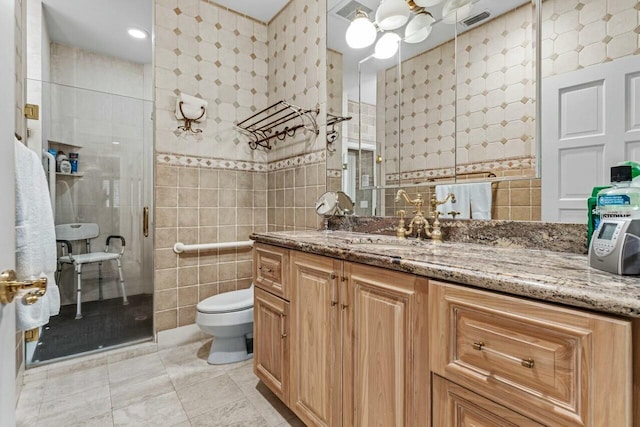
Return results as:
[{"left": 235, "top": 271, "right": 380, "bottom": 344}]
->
[
  {"left": 254, "top": 244, "right": 289, "bottom": 300},
  {"left": 429, "top": 281, "right": 633, "bottom": 427},
  {"left": 432, "top": 375, "right": 544, "bottom": 427}
]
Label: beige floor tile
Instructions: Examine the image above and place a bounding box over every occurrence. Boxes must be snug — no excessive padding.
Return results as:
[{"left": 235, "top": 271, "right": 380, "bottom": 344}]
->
[
  {"left": 65, "top": 411, "right": 114, "bottom": 426},
  {"left": 106, "top": 342, "right": 158, "bottom": 364},
  {"left": 110, "top": 373, "right": 175, "bottom": 409},
  {"left": 189, "top": 399, "right": 269, "bottom": 427},
  {"left": 161, "top": 342, "right": 227, "bottom": 390},
  {"left": 240, "top": 382, "right": 298, "bottom": 427},
  {"left": 37, "top": 385, "right": 111, "bottom": 426},
  {"left": 112, "top": 391, "right": 188, "bottom": 427},
  {"left": 43, "top": 365, "right": 109, "bottom": 401},
  {"left": 176, "top": 374, "right": 244, "bottom": 419},
  {"left": 108, "top": 353, "right": 166, "bottom": 385},
  {"left": 46, "top": 355, "right": 109, "bottom": 379}
]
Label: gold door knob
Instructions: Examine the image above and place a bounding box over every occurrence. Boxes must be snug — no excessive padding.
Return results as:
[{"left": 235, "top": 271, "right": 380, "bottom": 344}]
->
[{"left": 0, "top": 270, "right": 47, "bottom": 305}]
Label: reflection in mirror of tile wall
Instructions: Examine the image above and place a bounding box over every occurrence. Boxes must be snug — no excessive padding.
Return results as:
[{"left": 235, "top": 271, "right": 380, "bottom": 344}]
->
[{"left": 381, "top": 4, "right": 535, "bottom": 186}]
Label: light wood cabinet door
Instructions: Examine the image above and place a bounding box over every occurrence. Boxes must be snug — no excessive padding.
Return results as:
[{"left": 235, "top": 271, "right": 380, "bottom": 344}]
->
[
  {"left": 254, "top": 287, "right": 289, "bottom": 403},
  {"left": 430, "top": 280, "right": 634, "bottom": 427},
  {"left": 432, "top": 375, "right": 544, "bottom": 427},
  {"left": 342, "top": 262, "right": 425, "bottom": 427},
  {"left": 290, "top": 251, "right": 342, "bottom": 427}
]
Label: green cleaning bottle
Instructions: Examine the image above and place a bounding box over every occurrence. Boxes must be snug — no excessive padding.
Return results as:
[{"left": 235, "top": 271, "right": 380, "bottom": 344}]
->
[{"left": 596, "top": 165, "right": 640, "bottom": 221}]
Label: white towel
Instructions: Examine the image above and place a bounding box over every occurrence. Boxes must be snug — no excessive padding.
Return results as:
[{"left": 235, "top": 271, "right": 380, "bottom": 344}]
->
[
  {"left": 436, "top": 184, "right": 470, "bottom": 219},
  {"left": 15, "top": 139, "right": 60, "bottom": 330},
  {"left": 175, "top": 93, "right": 208, "bottom": 121},
  {"left": 469, "top": 182, "right": 493, "bottom": 220}
]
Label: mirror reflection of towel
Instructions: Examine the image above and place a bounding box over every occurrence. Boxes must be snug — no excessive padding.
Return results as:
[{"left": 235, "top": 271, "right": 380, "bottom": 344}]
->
[
  {"left": 468, "top": 182, "right": 492, "bottom": 220},
  {"left": 436, "top": 184, "right": 470, "bottom": 219}
]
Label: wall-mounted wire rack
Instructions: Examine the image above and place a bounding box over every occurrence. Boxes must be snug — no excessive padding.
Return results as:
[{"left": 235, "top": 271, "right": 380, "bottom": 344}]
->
[
  {"left": 326, "top": 113, "right": 352, "bottom": 145},
  {"left": 236, "top": 100, "right": 320, "bottom": 150}
]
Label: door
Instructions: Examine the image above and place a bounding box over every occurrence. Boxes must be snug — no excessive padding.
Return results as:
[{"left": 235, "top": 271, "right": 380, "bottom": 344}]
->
[
  {"left": 290, "top": 251, "right": 341, "bottom": 427},
  {"left": 343, "top": 263, "right": 416, "bottom": 427},
  {"left": 542, "top": 55, "right": 640, "bottom": 222},
  {"left": 0, "top": 0, "right": 17, "bottom": 424},
  {"left": 254, "top": 287, "right": 289, "bottom": 403}
]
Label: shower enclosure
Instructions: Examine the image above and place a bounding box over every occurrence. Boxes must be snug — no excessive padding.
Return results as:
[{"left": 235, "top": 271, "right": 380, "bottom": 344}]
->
[{"left": 25, "top": 78, "right": 154, "bottom": 365}]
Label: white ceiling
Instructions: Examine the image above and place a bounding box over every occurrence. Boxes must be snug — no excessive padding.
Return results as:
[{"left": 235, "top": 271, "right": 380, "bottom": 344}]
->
[
  {"left": 42, "top": 0, "right": 152, "bottom": 64},
  {"left": 212, "top": 0, "right": 290, "bottom": 23}
]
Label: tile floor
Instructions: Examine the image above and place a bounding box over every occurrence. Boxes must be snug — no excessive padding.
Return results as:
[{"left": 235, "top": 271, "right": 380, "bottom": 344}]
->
[{"left": 17, "top": 339, "right": 304, "bottom": 426}]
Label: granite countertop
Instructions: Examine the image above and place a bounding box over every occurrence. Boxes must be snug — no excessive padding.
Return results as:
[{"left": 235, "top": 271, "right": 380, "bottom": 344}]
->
[{"left": 251, "top": 230, "right": 640, "bottom": 318}]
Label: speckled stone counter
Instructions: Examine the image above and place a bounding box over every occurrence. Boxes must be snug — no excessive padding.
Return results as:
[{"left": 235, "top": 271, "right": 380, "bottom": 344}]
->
[{"left": 251, "top": 230, "right": 640, "bottom": 318}]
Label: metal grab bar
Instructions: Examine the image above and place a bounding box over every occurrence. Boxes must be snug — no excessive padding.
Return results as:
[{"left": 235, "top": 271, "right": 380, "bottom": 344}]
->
[{"left": 173, "top": 240, "right": 254, "bottom": 254}]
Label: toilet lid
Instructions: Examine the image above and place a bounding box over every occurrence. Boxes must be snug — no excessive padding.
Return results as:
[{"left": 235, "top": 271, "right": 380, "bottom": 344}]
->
[{"left": 197, "top": 286, "right": 254, "bottom": 314}]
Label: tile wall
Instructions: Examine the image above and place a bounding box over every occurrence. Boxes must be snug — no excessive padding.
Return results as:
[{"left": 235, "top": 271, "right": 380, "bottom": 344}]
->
[
  {"left": 326, "top": 48, "right": 343, "bottom": 191},
  {"left": 154, "top": 163, "right": 265, "bottom": 330},
  {"left": 384, "top": 178, "right": 541, "bottom": 221},
  {"left": 153, "top": 0, "right": 327, "bottom": 331},
  {"left": 266, "top": 0, "right": 327, "bottom": 231},
  {"left": 381, "top": 4, "right": 535, "bottom": 185},
  {"left": 541, "top": 0, "right": 640, "bottom": 78}
]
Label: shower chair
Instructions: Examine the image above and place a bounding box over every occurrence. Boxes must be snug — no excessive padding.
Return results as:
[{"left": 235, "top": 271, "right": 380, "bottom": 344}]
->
[{"left": 55, "top": 223, "right": 128, "bottom": 319}]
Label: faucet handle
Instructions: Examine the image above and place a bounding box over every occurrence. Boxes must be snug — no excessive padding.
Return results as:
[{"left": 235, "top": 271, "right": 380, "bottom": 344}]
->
[{"left": 448, "top": 211, "right": 461, "bottom": 219}]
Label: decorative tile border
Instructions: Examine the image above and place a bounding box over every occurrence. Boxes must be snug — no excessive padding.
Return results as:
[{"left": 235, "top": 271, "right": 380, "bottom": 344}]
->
[
  {"left": 156, "top": 152, "right": 268, "bottom": 172},
  {"left": 267, "top": 150, "right": 326, "bottom": 172},
  {"left": 385, "top": 156, "right": 535, "bottom": 183},
  {"left": 156, "top": 149, "right": 327, "bottom": 173}
]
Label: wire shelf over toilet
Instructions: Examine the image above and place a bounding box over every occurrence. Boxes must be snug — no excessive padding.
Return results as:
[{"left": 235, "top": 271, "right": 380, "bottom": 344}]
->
[{"left": 235, "top": 100, "right": 320, "bottom": 150}]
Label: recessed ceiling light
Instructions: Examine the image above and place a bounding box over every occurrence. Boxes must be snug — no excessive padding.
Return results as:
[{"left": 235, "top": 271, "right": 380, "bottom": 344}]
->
[
  {"left": 112, "top": 141, "right": 121, "bottom": 145},
  {"left": 127, "top": 28, "right": 148, "bottom": 39}
]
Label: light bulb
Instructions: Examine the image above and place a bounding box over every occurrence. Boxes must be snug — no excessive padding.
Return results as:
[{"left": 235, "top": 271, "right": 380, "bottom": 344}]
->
[
  {"left": 127, "top": 28, "right": 148, "bottom": 39},
  {"left": 404, "top": 13, "right": 435, "bottom": 44},
  {"left": 413, "top": 0, "right": 444, "bottom": 6},
  {"left": 442, "top": 0, "right": 473, "bottom": 24},
  {"left": 375, "top": 0, "right": 410, "bottom": 31},
  {"left": 374, "top": 32, "right": 400, "bottom": 59},
  {"left": 345, "top": 11, "right": 377, "bottom": 49}
]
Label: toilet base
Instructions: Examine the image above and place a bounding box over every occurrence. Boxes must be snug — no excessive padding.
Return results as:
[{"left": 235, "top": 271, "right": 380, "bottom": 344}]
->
[{"left": 207, "top": 335, "right": 254, "bottom": 365}]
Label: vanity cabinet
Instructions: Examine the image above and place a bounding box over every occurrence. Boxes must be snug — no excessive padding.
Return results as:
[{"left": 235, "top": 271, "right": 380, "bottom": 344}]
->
[
  {"left": 432, "top": 375, "right": 544, "bottom": 427},
  {"left": 253, "top": 244, "right": 291, "bottom": 405},
  {"left": 254, "top": 286, "right": 289, "bottom": 403},
  {"left": 429, "top": 280, "right": 635, "bottom": 427},
  {"left": 289, "top": 251, "right": 429, "bottom": 427}
]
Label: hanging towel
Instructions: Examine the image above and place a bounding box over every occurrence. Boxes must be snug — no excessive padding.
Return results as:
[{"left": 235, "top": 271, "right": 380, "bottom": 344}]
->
[
  {"left": 175, "top": 93, "right": 207, "bottom": 121},
  {"left": 15, "top": 139, "right": 60, "bottom": 330},
  {"left": 469, "top": 182, "right": 493, "bottom": 220},
  {"left": 436, "top": 184, "right": 470, "bottom": 219}
]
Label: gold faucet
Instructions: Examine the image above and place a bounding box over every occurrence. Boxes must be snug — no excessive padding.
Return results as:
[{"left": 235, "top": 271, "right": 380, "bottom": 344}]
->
[
  {"left": 430, "top": 193, "right": 456, "bottom": 241},
  {"left": 394, "top": 189, "right": 456, "bottom": 242},
  {"left": 395, "top": 190, "right": 431, "bottom": 240}
]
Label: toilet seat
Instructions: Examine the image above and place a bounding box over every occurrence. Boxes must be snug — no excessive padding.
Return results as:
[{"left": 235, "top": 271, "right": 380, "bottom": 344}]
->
[{"left": 197, "top": 287, "right": 253, "bottom": 314}]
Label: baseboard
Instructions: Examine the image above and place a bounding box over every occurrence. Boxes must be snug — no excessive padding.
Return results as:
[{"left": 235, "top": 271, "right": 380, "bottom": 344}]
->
[{"left": 156, "top": 324, "right": 207, "bottom": 349}]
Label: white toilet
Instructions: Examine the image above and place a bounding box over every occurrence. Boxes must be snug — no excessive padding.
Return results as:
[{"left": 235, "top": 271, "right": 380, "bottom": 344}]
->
[{"left": 196, "top": 284, "right": 254, "bottom": 365}]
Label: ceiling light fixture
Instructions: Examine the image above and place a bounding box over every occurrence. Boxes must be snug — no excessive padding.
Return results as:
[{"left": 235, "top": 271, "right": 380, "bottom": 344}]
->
[
  {"left": 404, "top": 11, "right": 435, "bottom": 43},
  {"left": 127, "top": 28, "right": 148, "bottom": 39},
  {"left": 345, "top": 0, "right": 451, "bottom": 57},
  {"left": 374, "top": 32, "right": 401, "bottom": 59},
  {"left": 345, "top": 10, "right": 378, "bottom": 49},
  {"left": 375, "top": 0, "right": 411, "bottom": 31}
]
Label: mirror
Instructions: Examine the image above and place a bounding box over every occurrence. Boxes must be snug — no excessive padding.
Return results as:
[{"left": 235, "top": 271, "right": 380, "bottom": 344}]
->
[{"left": 327, "top": 0, "right": 539, "bottom": 219}]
